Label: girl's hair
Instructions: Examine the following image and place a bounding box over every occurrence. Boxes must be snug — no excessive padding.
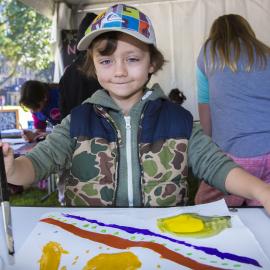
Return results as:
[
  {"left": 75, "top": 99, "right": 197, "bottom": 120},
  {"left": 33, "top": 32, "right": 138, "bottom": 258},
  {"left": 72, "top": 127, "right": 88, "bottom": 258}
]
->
[
  {"left": 19, "top": 80, "right": 49, "bottom": 110},
  {"left": 82, "top": 31, "right": 165, "bottom": 78},
  {"left": 168, "top": 88, "right": 186, "bottom": 105},
  {"left": 204, "top": 14, "right": 270, "bottom": 72}
]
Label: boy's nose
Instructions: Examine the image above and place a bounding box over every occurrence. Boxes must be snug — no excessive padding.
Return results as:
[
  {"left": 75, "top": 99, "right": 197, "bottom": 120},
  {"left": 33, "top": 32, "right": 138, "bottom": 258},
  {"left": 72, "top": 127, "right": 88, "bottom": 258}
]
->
[{"left": 114, "top": 61, "right": 128, "bottom": 77}]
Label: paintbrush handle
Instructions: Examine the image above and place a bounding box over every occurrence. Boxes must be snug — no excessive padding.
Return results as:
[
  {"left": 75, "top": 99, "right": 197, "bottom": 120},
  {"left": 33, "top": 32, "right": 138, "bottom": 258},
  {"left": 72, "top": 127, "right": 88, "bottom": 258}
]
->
[
  {"left": 1, "top": 201, "right": 15, "bottom": 256},
  {"left": 0, "top": 146, "right": 9, "bottom": 202}
]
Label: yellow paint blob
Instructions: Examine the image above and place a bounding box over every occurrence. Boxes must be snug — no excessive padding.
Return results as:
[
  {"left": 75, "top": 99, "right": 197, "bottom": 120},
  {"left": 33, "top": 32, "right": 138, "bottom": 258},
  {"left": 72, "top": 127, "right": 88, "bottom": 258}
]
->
[
  {"left": 82, "top": 251, "right": 142, "bottom": 270},
  {"left": 38, "top": 241, "right": 69, "bottom": 270},
  {"left": 160, "top": 214, "right": 204, "bottom": 233},
  {"left": 157, "top": 213, "right": 231, "bottom": 238}
]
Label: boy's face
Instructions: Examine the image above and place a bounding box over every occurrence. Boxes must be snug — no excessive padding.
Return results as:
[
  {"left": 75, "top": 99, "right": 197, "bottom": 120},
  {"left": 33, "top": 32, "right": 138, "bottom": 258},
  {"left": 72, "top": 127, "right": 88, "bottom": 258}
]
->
[{"left": 92, "top": 34, "right": 154, "bottom": 108}]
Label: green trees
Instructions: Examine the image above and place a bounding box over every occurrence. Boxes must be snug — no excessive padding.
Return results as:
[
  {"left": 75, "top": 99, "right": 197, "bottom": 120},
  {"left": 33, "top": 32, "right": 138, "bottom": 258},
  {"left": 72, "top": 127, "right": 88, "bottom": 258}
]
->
[{"left": 0, "top": 0, "right": 52, "bottom": 85}]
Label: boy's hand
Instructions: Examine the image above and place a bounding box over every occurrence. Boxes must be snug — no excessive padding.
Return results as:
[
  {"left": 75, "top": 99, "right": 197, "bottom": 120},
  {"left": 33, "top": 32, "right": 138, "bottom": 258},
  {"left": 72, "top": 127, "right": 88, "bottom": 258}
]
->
[{"left": 0, "top": 142, "right": 15, "bottom": 179}]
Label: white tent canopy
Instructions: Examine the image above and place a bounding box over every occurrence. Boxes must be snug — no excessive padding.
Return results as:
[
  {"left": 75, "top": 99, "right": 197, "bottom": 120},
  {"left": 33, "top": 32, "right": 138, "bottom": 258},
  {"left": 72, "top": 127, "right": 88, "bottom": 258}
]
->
[{"left": 19, "top": 0, "right": 270, "bottom": 119}]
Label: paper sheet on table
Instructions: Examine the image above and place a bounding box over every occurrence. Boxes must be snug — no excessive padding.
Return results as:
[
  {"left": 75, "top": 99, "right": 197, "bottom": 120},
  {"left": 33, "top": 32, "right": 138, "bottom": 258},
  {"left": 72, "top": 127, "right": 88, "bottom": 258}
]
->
[
  {"left": 1, "top": 129, "right": 25, "bottom": 146},
  {"left": 2, "top": 138, "right": 25, "bottom": 144},
  {"left": 1, "top": 129, "right": 22, "bottom": 138},
  {"left": 7, "top": 200, "right": 270, "bottom": 270}
]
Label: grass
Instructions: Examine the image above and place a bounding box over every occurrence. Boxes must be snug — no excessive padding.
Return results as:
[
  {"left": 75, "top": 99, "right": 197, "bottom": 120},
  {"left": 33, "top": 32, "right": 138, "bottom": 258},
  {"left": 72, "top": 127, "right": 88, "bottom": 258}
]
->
[{"left": 10, "top": 187, "right": 60, "bottom": 207}]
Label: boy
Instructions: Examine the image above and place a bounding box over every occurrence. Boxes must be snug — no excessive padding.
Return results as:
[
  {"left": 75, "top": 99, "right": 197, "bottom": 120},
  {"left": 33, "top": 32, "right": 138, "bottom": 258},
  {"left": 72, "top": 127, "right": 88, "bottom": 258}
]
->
[{"left": 2, "top": 4, "right": 270, "bottom": 211}]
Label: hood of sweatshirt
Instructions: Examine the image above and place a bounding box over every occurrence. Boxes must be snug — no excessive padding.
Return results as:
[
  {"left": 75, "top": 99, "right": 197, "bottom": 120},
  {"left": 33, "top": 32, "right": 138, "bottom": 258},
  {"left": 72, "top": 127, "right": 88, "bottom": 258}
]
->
[{"left": 82, "top": 83, "right": 167, "bottom": 111}]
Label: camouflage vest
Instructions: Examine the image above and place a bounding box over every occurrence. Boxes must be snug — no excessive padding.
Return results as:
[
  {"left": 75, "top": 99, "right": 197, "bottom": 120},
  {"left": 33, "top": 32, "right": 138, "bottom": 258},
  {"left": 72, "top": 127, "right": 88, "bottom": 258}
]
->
[{"left": 64, "top": 100, "right": 193, "bottom": 206}]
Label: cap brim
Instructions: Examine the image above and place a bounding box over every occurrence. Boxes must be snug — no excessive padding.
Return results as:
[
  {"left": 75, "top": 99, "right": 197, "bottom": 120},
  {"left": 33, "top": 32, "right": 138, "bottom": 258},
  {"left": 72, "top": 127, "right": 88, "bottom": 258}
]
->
[{"left": 77, "top": 28, "right": 155, "bottom": 51}]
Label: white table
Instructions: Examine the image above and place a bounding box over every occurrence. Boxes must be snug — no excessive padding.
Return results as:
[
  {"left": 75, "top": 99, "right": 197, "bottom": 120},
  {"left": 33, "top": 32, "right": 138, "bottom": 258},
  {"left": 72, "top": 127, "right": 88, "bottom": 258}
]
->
[{"left": 0, "top": 206, "right": 269, "bottom": 269}]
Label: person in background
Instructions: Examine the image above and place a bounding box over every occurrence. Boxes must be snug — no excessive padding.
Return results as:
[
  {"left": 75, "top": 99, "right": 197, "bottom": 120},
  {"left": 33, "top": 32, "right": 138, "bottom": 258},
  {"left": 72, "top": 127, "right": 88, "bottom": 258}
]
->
[
  {"left": 58, "top": 13, "right": 101, "bottom": 204},
  {"left": 168, "top": 88, "right": 186, "bottom": 105},
  {"left": 19, "top": 80, "right": 61, "bottom": 142},
  {"left": 195, "top": 14, "right": 270, "bottom": 206},
  {"left": 2, "top": 4, "right": 270, "bottom": 213},
  {"left": 59, "top": 12, "right": 101, "bottom": 119}
]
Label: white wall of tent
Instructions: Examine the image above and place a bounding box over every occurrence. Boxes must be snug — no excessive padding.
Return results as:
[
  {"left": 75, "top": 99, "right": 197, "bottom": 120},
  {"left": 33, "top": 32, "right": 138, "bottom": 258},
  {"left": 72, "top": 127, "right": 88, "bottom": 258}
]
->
[{"left": 19, "top": 0, "right": 270, "bottom": 119}]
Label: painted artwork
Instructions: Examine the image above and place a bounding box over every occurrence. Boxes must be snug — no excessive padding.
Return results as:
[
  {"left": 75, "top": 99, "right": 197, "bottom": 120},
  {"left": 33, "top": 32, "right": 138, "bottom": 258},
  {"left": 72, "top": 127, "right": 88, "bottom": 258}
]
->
[
  {"left": 11, "top": 200, "right": 270, "bottom": 270},
  {"left": 0, "top": 109, "right": 19, "bottom": 130}
]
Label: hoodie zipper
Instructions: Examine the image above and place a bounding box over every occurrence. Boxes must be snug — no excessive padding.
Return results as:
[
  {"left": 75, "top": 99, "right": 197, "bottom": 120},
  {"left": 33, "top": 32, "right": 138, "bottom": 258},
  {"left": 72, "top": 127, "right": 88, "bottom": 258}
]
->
[{"left": 124, "top": 116, "right": 133, "bottom": 207}]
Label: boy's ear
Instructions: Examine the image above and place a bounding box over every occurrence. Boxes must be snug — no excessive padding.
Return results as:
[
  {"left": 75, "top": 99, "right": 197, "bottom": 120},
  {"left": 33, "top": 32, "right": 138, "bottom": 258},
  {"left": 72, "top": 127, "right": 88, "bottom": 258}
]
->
[{"left": 149, "top": 63, "right": 155, "bottom": 74}]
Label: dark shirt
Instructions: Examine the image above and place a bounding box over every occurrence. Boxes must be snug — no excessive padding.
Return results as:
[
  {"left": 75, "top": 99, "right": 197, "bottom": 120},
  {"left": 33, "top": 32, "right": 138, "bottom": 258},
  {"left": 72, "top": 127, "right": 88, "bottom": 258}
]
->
[{"left": 59, "top": 53, "right": 101, "bottom": 119}]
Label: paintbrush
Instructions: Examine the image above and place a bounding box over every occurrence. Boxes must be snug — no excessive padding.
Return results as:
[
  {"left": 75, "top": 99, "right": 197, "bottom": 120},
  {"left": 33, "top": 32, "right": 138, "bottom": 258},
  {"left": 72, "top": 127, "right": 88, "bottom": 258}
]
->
[{"left": 0, "top": 141, "right": 15, "bottom": 263}]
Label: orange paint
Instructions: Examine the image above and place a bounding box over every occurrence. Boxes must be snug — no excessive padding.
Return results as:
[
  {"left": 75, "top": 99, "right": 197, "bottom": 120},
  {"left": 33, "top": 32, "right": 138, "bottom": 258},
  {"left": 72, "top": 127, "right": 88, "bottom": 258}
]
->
[
  {"left": 41, "top": 218, "right": 230, "bottom": 270},
  {"left": 82, "top": 252, "right": 141, "bottom": 270}
]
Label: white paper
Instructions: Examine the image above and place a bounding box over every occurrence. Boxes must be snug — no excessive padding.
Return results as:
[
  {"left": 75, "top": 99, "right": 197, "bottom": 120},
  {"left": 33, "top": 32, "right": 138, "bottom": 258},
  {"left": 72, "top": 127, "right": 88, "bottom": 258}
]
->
[{"left": 7, "top": 200, "right": 270, "bottom": 270}]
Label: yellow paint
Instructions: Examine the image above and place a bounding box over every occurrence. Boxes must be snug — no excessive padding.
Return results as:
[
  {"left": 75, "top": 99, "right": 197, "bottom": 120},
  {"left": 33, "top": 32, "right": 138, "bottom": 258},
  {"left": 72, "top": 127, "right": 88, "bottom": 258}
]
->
[
  {"left": 157, "top": 213, "right": 231, "bottom": 238},
  {"left": 82, "top": 251, "right": 142, "bottom": 270},
  {"left": 160, "top": 214, "right": 204, "bottom": 233},
  {"left": 38, "top": 241, "right": 69, "bottom": 270}
]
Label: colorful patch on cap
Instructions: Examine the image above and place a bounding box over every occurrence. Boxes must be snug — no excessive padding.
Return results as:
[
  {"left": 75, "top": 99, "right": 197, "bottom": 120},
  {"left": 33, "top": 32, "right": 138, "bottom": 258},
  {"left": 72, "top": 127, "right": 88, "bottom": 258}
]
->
[{"left": 84, "top": 4, "right": 152, "bottom": 40}]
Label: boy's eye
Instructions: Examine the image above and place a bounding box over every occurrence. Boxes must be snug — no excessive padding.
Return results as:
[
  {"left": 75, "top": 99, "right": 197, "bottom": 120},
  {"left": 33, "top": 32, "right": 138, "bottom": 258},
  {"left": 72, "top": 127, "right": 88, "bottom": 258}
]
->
[
  {"left": 99, "top": 59, "right": 112, "bottom": 65},
  {"left": 127, "top": 57, "right": 139, "bottom": 62}
]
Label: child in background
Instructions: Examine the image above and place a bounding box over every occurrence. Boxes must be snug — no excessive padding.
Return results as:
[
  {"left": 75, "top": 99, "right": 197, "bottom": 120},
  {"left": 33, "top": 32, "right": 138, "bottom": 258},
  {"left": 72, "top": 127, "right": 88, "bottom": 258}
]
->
[
  {"left": 19, "top": 80, "right": 61, "bottom": 142},
  {"left": 19, "top": 80, "right": 61, "bottom": 191},
  {"left": 2, "top": 4, "right": 270, "bottom": 211},
  {"left": 195, "top": 14, "right": 270, "bottom": 206}
]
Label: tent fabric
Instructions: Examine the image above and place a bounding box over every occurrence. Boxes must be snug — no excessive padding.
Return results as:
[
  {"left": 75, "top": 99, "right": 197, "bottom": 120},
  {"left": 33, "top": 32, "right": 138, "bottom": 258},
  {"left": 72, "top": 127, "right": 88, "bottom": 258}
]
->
[{"left": 52, "top": 0, "right": 270, "bottom": 119}]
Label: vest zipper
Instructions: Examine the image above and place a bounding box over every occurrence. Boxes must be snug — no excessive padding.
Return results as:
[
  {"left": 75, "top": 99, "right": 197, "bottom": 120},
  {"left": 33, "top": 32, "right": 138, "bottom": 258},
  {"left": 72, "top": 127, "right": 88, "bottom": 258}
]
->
[
  {"left": 137, "top": 103, "right": 149, "bottom": 206},
  {"left": 124, "top": 116, "right": 133, "bottom": 207}
]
